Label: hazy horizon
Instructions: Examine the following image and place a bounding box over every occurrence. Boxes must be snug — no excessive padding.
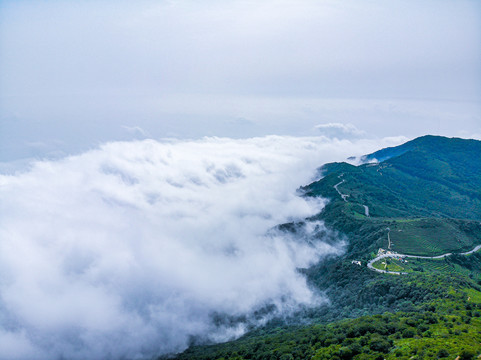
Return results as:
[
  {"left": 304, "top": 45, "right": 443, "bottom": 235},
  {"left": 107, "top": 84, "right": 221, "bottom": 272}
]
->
[{"left": 1, "top": 0, "right": 480, "bottom": 162}]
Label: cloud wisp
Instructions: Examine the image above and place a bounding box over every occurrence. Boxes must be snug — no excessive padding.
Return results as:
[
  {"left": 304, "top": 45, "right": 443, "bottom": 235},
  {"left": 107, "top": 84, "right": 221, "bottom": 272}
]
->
[
  {"left": 315, "top": 122, "right": 366, "bottom": 139},
  {"left": 0, "top": 136, "right": 382, "bottom": 359}
]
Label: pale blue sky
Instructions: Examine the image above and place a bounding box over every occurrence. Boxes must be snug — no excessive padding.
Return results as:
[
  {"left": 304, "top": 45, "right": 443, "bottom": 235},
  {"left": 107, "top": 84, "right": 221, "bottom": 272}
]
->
[{"left": 1, "top": 0, "right": 480, "bottom": 161}]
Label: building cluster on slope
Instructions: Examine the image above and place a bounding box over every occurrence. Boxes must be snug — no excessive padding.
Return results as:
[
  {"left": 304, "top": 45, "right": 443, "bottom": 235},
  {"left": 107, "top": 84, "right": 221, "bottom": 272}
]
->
[{"left": 377, "top": 248, "right": 395, "bottom": 256}]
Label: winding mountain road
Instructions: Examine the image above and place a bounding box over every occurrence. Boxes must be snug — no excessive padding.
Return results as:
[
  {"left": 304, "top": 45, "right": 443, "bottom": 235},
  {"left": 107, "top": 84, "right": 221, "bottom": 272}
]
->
[
  {"left": 333, "top": 175, "right": 369, "bottom": 216},
  {"left": 333, "top": 176, "right": 349, "bottom": 202},
  {"left": 363, "top": 205, "right": 370, "bottom": 217},
  {"left": 367, "top": 244, "right": 481, "bottom": 275}
]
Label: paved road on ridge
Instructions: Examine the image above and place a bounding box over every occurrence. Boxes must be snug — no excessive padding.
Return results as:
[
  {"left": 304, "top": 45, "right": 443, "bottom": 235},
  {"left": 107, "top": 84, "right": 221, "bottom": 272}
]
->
[
  {"left": 334, "top": 176, "right": 349, "bottom": 202},
  {"left": 367, "top": 245, "right": 481, "bottom": 274},
  {"left": 333, "top": 175, "right": 369, "bottom": 217}
]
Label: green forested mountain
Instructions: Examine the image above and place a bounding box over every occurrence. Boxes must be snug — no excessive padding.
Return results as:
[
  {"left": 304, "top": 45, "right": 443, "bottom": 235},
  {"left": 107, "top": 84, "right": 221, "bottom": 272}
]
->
[
  {"left": 304, "top": 135, "right": 481, "bottom": 220},
  {"left": 168, "top": 136, "right": 481, "bottom": 360}
]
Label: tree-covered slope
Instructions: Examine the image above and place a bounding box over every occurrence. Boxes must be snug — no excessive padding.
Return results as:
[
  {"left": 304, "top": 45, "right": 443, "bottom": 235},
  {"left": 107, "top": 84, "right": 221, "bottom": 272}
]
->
[{"left": 169, "top": 266, "right": 481, "bottom": 360}]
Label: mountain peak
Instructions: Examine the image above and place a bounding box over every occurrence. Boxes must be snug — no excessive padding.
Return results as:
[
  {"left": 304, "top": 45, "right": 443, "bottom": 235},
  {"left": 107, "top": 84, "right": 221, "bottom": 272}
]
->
[{"left": 362, "top": 135, "right": 480, "bottom": 163}]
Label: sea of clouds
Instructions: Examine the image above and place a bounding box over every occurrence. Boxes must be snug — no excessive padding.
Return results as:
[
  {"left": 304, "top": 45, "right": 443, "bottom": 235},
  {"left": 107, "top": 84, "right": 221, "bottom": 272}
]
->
[{"left": 0, "top": 135, "right": 405, "bottom": 359}]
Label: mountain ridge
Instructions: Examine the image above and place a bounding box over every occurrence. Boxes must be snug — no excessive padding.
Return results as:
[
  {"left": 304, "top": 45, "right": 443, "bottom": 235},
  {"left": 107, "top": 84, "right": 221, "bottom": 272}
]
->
[{"left": 304, "top": 135, "right": 481, "bottom": 220}]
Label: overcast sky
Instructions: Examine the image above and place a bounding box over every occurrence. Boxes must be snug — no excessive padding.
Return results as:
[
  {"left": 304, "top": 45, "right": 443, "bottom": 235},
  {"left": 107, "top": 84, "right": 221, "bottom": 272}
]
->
[{"left": 1, "top": 0, "right": 480, "bottom": 160}]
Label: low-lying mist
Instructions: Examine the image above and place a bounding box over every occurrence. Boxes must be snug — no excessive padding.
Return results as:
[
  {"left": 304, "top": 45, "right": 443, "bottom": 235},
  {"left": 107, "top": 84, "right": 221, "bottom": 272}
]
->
[{"left": 0, "top": 136, "right": 403, "bottom": 359}]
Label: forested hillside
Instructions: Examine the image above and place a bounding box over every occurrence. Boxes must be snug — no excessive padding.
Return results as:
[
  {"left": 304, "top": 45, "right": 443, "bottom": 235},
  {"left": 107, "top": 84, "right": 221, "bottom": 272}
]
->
[
  {"left": 168, "top": 136, "right": 481, "bottom": 360},
  {"left": 304, "top": 135, "right": 481, "bottom": 220}
]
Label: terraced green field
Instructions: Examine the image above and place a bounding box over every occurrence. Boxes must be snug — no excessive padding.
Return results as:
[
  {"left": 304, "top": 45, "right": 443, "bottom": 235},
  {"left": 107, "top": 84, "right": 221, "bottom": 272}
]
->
[
  {"left": 387, "top": 218, "right": 481, "bottom": 256},
  {"left": 400, "top": 258, "right": 453, "bottom": 274}
]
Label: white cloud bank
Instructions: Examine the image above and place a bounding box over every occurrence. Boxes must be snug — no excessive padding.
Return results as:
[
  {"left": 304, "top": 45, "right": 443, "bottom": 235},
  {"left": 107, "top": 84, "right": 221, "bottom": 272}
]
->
[
  {"left": 315, "top": 123, "right": 366, "bottom": 139},
  {"left": 0, "top": 136, "right": 405, "bottom": 359}
]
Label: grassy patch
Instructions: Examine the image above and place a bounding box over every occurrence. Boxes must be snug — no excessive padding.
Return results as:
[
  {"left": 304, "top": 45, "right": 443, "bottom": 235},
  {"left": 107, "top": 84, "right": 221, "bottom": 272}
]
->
[
  {"left": 465, "top": 288, "right": 481, "bottom": 303},
  {"left": 372, "top": 259, "right": 386, "bottom": 270}
]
